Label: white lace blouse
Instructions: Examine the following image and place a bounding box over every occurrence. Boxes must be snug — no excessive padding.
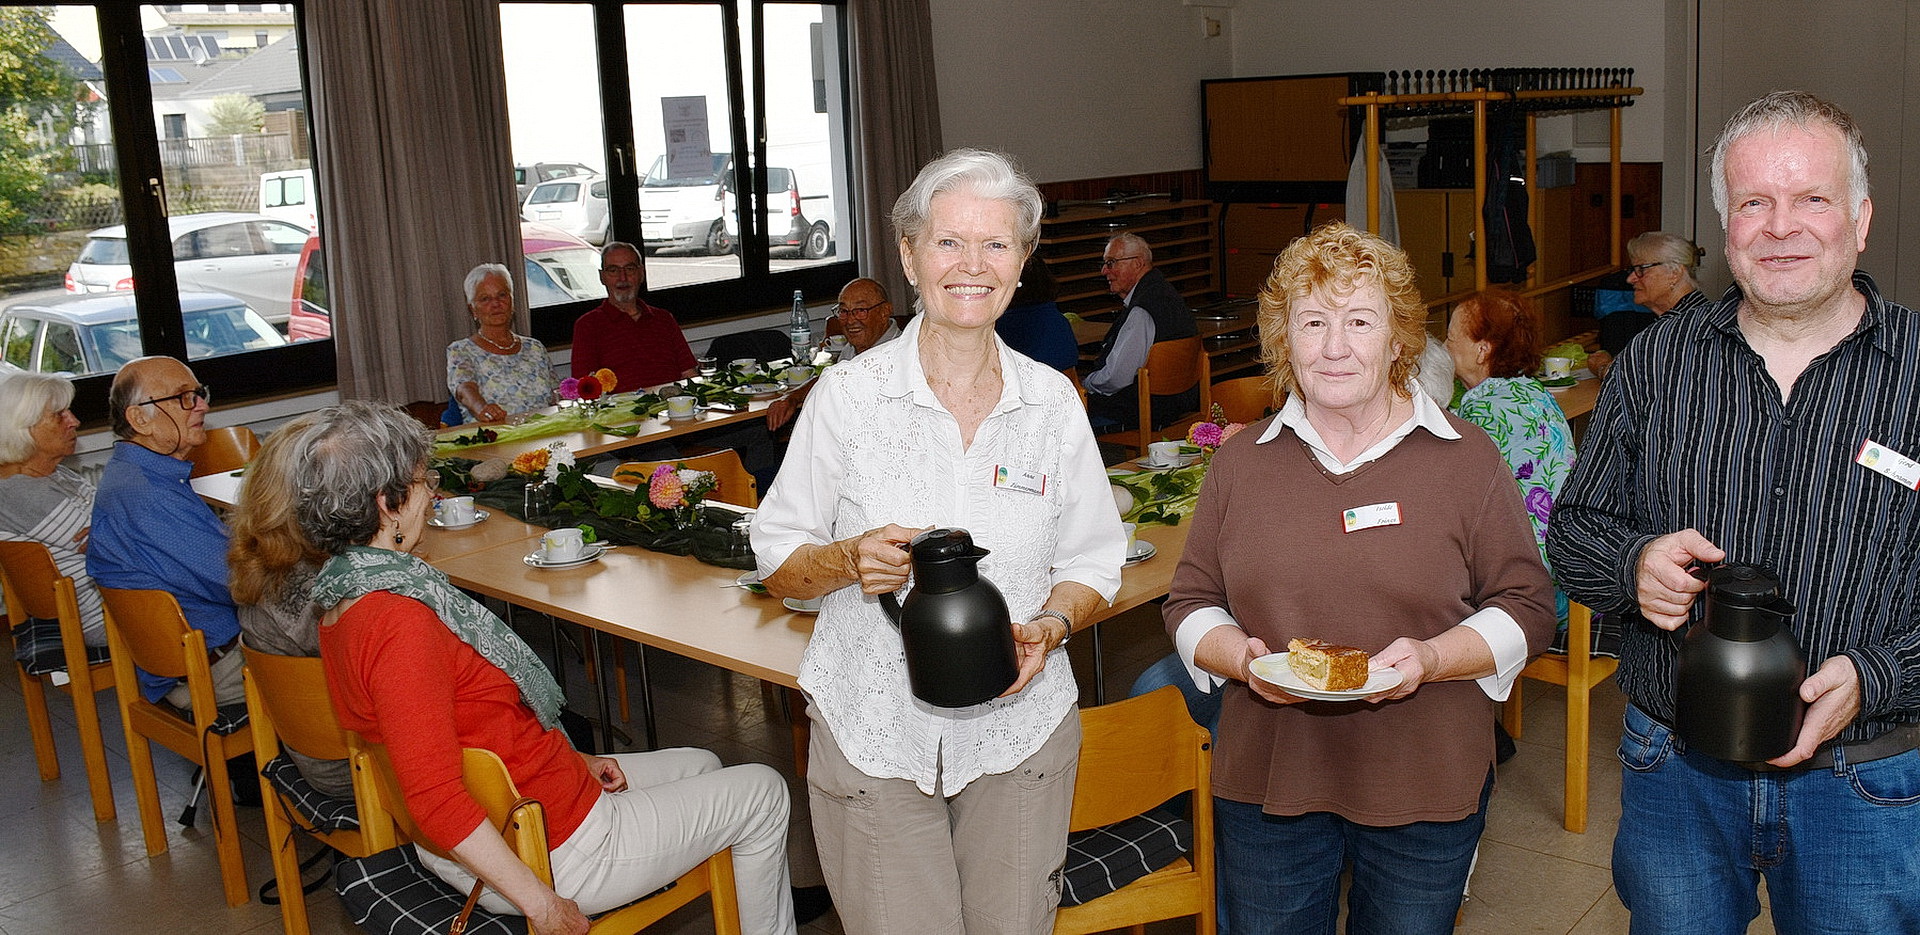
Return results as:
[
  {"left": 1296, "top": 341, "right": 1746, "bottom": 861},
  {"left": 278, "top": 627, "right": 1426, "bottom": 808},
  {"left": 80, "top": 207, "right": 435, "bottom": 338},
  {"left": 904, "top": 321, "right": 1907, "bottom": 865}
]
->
[{"left": 753, "top": 317, "right": 1124, "bottom": 794}]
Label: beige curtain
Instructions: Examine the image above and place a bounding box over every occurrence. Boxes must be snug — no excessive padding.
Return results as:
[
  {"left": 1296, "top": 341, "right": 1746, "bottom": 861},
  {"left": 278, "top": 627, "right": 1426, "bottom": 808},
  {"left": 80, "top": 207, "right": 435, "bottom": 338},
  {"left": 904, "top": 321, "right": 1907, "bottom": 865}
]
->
[
  {"left": 305, "top": 0, "right": 523, "bottom": 404},
  {"left": 848, "top": 0, "right": 942, "bottom": 306}
]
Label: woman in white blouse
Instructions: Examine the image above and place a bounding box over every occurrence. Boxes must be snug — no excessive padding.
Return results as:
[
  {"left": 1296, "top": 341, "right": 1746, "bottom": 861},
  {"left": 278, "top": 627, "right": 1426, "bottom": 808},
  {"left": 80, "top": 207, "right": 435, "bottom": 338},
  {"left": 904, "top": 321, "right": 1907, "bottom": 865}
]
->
[{"left": 752, "top": 149, "right": 1125, "bottom": 935}]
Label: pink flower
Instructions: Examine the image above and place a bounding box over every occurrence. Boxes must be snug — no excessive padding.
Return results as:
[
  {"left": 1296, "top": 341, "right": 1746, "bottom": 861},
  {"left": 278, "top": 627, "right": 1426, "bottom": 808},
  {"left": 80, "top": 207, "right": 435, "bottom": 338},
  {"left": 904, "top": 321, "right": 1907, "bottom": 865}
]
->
[
  {"left": 648, "top": 463, "right": 686, "bottom": 509},
  {"left": 1220, "top": 422, "right": 1246, "bottom": 444},
  {"left": 1188, "top": 421, "right": 1224, "bottom": 448},
  {"left": 557, "top": 377, "right": 581, "bottom": 400}
]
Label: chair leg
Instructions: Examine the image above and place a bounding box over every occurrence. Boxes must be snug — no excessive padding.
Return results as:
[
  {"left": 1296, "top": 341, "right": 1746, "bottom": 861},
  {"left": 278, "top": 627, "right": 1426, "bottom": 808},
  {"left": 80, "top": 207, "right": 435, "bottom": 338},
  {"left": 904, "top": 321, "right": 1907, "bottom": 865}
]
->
[
  {"left": 1563, "top": 679, "right": 1591, "bottom": 834},
  {"left": 19, "top": 668, "right": 58, "bottom": 781},
  {"left": 205, "top": 744, "right": 250, "bottom": 906},
  {"left": 263, "top": 796, "right": 314, "bottom": 935},
  {"left": 786, "top": 688, "right": 809, "bottom": 779},
  {"left": 708, "top": 849, "right": 744, "bottom": 935},
  {"left": 72, "top": 681, "right": 118, "bottom": 822},
  {"left": 122, "top": 729, "right": 170, "bottom": 856},
  {"left": 1500, "top": 679, "right": 1525, "bottom": 739}
]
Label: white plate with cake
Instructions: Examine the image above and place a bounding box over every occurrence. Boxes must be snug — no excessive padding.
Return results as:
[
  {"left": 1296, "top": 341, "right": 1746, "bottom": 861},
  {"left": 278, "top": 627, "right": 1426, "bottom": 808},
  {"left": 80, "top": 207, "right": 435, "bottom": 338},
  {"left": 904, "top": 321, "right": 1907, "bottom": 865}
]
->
[{"left": 1248, "top": 638, "right": 1403, "bottom": 701}]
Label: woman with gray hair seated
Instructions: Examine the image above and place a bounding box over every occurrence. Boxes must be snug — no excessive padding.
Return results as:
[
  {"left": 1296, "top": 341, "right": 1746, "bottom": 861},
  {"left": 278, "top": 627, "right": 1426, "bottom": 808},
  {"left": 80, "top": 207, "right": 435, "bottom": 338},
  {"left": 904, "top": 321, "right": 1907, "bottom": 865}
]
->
[
  {"left": 448, "top": 262, "right": 557, "bottom": 423},
  {"left": 1592, "top": 231, "right": 1708, "bottom": 378},
  {"left": 289, "top": 401, "right": 798, "bottom": 934},
  {"left": 0, "top": 373, "right": 105, "bottom": 646}
]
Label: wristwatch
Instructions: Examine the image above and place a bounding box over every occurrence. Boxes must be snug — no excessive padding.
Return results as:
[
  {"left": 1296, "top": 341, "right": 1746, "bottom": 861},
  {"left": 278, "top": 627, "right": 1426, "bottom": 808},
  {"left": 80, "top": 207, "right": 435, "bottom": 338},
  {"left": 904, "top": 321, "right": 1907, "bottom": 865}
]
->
[{"left": 1032, "top": 610, "right": 1072, "bottom": 649}]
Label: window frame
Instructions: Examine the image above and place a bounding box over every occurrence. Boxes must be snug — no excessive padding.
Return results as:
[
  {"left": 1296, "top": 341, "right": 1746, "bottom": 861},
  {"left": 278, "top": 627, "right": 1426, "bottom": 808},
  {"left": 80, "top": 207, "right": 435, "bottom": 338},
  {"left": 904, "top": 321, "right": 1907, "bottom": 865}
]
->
[{"left": 504, "top": 0, "right": 857, "bottom": 348}]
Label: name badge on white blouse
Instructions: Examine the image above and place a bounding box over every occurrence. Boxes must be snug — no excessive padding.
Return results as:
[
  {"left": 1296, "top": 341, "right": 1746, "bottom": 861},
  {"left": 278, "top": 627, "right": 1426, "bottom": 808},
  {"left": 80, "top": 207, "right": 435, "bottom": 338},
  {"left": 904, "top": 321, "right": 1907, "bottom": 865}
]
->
[
  {"left": 993, "top": 465, "right": 1047, "bottom": 496},
  {"left": 1342, "top": 501, "right": 1402, "bottom": 533},
  {"left": 1856, "top": 439, "right": 1920, "bottom": 490}
]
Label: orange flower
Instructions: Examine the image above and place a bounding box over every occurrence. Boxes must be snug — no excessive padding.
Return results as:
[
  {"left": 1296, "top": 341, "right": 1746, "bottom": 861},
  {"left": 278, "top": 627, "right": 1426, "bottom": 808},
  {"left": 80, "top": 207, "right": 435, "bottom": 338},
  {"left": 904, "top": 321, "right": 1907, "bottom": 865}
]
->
[
  {"left": 592, "top": 368, "right": 618, "bottom": 393},
  {"left": 510, "top": 448, "right": 550, "bottom": 476}
]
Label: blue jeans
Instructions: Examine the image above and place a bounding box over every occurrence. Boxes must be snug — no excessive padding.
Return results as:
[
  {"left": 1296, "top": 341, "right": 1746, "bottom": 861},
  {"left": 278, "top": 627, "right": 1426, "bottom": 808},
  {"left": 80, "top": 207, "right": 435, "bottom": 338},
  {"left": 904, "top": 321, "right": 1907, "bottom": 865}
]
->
[
  {"left": 1613, "top": 702, "right": 1920, "bottom": 935},
  {"left": 1215, "top": 772, "right": 1490, "bottom": 935},
  {"left": 1129, "top": 651, "right": 1223, "bottom": 735}
]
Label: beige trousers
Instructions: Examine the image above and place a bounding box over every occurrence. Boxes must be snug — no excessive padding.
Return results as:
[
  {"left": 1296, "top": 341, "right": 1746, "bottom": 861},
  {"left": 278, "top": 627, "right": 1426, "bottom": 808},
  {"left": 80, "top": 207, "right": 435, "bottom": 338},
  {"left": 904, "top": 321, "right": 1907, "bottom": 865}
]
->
[{"left": 807, "top": 708, "right": 1080, "bottom": 935}]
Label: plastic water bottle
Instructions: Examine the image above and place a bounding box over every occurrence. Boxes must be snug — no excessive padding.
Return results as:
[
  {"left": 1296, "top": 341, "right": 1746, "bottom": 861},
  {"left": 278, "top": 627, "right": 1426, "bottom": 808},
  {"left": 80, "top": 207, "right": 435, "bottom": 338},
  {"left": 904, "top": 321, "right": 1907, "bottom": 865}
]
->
[{"left": 787, "top": 290, "right": 812, "bottom": 360}]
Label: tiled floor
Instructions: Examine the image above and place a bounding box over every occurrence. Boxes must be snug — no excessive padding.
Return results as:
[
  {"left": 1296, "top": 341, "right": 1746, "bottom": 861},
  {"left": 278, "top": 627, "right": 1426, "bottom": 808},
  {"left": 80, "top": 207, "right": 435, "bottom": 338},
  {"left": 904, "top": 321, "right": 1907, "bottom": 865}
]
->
[{"left": 0, "top": 602, "right": 1777, "bottom": 934}]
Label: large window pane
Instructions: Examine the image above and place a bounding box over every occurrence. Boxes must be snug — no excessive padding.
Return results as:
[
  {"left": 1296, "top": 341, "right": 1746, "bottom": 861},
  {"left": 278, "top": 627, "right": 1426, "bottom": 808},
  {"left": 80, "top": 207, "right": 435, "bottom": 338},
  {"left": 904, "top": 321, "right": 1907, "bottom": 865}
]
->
[
  {"left": 626, "top": 3, "right": 743, "bottom": 288},
  {"left": 0, "top": 7, "right": 126, "bottom": 377},
  {"left": 501, "top": 2, "right": 612, "bottom": 311},
  {"left": 741, "top": 3, "right": 849, "bottom": 268}
]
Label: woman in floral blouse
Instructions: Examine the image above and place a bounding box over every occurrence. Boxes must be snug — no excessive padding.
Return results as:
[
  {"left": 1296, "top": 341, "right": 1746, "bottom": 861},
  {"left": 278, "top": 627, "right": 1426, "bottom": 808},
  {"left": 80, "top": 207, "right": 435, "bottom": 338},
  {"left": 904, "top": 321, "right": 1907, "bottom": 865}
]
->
[{"left": 1444, "top": 289, "right": 1576, "bottom": 627}]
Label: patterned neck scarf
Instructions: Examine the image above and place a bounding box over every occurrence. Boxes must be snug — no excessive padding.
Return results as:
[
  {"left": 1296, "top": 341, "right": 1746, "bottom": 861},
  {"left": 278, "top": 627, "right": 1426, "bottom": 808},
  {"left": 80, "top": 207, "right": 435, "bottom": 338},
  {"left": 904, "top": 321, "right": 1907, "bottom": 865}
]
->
[{"left": 311, "top": 546, "right": 563, "bottom": 729}]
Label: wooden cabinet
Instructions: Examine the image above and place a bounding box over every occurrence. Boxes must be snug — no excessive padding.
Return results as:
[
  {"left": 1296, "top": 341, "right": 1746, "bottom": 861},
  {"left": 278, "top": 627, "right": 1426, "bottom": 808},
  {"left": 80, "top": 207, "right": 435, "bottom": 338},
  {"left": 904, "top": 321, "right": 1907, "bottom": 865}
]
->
[
  {"left": 1396, "top": 190, "right": 1479, "bottom": 304},
  {"left": 1037, "top": 198, "right": 1220, "bottom": 319}
]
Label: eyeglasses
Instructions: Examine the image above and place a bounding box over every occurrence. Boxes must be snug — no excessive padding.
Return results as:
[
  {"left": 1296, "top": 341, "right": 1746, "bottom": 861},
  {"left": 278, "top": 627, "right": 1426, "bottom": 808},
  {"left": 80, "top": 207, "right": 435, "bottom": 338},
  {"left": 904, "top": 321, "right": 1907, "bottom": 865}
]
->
[
  {"left": 1101, "top": 255, "right": 1144, "bottom": 270},
  {"left": 419, "top": 469, "right": 441, "bottom": 491},
  {"left": 135, "top": 385, "right": 210, "bottom": 411},
  {"left": 833, "top": 302, "right": 888, "bottom": 317},
  {"left": 602, "top": 264, "right": 642, "bottom": 275},
  {"left": 1625, "top": 262, "right": 1666, "bottom": 277}
]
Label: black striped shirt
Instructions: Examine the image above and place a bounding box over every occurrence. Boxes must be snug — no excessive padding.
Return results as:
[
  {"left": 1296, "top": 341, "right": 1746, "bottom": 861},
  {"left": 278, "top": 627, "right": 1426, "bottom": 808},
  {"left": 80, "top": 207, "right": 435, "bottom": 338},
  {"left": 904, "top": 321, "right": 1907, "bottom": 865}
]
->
[{"left": 1546, "top": 273, "right": 1920, "bottom": 742}]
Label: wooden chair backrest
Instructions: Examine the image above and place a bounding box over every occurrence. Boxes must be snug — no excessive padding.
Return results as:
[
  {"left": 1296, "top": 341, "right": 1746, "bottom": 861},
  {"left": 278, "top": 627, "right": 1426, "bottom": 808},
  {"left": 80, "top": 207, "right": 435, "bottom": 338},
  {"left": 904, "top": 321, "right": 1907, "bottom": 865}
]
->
[
  {"left": 1208, "top": 375, "right": 1279, "bottom": 424},
  {"left": 0, "top": 540, "right": 67, "bottom": 621},
  {"left": 614, "top": 449, "right": 758, "bottom": 508},
  {"left": 1069, "top": 686, "right": 1210, "bottom": 831},
  {"left": 1141, "top": 337, "right": 1205, "bottom": 396},
  {"left": 98, "top": 587, "right": 195, "bottom": 680},
  {"left": 241, "top": 647, "right": 351, "bottom": 762},
  {"left": 363, "top": 743, "right": 553, "bottom": 881},
  {"left": 189, "top": 425, "right": 261, "bottom": 478}
]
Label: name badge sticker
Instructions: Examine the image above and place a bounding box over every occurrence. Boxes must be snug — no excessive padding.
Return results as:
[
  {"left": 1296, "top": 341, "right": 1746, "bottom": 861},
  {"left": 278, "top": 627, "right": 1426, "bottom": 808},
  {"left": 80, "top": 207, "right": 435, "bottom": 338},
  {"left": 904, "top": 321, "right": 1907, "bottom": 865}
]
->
[
  {"left": 1856, "top": 439, "right": 1920, "bottom": 490},
  {"left": 1341, "top": 501, "right": 1402, "bottom": 534},
  {"left": 994, "top": 464, "right": 1048, "bottom": 496}
]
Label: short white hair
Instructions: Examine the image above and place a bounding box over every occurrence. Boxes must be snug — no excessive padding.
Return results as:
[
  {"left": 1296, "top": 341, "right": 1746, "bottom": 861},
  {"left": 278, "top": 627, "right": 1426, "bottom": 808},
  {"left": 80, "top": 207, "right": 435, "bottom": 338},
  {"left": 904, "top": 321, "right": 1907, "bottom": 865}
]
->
[
  {"left": 0, "top": 373, "right": 74, "bottom": 463},
  {"left": 463, "top": 263, "right": 513, "bottom": 306}
]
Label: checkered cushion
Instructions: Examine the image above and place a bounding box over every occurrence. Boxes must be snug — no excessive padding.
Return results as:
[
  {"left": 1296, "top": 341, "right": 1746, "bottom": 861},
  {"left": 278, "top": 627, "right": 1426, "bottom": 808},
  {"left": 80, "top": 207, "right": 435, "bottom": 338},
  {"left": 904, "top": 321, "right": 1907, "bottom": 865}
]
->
[
  {"left": 260, "top": 753, "right": 359, "bottom": 832},
  {"left": 1058, "top": 807, "right": 1192, "bottom": 907},
  {"left": 335, "top": 844, "right": 526, "bottom": 935},
  {"left": 10, "top": 616, "right": 109, "bottom": 677},
  {"left": 208, "top": 702, "right": 250, "bottom": 735}
]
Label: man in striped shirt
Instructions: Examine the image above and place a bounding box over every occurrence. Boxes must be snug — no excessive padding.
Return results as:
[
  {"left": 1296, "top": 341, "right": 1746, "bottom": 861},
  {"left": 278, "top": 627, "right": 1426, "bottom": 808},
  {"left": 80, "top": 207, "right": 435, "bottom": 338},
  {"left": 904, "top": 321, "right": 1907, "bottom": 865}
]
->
[{"left": 1549, "top": 91, "right": 1920, "bottom": 933}]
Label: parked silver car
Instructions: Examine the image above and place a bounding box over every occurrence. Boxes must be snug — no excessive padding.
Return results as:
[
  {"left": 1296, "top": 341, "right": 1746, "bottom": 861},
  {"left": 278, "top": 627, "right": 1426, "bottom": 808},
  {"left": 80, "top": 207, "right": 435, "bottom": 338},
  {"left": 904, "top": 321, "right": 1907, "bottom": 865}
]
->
[
  {"left": 521, "top": 175, "right": 609, "bottom": 245},
  {"left": 1, "top": 291, "right": 286, "bottom": 377},
  {"left": 64, "top": 212, "right": 310, "bottom": 327}
]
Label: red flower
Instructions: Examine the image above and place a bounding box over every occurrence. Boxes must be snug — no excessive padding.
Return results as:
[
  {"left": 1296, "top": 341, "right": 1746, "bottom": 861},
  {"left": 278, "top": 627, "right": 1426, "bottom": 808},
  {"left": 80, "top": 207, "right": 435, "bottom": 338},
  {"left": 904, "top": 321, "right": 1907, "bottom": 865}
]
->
[{"left": 576, "top": 375, "right": 604, "bottom": 400}]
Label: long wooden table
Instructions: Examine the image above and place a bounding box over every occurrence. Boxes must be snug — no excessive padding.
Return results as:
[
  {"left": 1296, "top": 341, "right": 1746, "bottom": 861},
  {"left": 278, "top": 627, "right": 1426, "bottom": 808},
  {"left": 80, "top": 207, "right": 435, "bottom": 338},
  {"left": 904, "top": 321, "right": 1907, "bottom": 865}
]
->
[{"left": 436, "top": 394, "right": 781, "bottom": 463}]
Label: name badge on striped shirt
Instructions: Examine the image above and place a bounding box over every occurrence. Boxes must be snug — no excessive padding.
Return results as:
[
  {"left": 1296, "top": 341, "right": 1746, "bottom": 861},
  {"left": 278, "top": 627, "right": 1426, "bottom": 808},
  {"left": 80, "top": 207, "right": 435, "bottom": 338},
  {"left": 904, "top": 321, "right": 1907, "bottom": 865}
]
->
[
  {"left": 1856, "top": 439, "right": 1920, "bottom": 490},
  {"left": 1342, "top": 501, "right": 1402, "bottom": 533}
]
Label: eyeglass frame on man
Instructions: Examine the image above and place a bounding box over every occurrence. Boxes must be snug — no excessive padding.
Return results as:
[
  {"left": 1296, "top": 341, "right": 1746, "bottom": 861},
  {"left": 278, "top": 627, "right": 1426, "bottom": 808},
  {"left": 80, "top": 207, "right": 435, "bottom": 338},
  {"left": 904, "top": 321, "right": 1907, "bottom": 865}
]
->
[
  {"left": 1101, "top": 255, "right": 1145, "bottom": 270},
  {"left": 135, "top": 385, "right": 211, "bottom": 411},
  {"left": 832, "top": 301, "right": 889, "bottom": 318}
]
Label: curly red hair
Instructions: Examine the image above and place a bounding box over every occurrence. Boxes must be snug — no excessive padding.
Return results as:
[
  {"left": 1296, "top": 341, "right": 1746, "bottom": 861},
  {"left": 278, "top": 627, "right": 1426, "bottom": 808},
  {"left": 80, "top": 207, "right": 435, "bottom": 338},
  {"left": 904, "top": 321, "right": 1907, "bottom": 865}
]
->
[{"left": 1458, "top": 289, "right": 1539, "bottom": 380}]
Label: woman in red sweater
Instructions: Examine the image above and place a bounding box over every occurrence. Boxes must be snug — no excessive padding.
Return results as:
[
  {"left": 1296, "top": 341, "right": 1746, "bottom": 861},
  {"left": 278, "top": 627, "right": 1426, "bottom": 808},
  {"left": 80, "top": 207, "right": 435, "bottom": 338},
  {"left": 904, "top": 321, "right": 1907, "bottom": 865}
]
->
[{"left": 276, "top": 401, "right": 798, "bottom": 935}]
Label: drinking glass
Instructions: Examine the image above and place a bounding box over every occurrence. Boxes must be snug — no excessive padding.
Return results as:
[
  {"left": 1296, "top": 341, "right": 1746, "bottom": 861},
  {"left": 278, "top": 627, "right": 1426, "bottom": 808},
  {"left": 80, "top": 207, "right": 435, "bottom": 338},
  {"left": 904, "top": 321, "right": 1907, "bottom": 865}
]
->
[
  {"left": 522, "top": 482, "right": 554, "bottom": 525},
  {"left": 697, "top": 355, "right": 718, "bottom": 377}
]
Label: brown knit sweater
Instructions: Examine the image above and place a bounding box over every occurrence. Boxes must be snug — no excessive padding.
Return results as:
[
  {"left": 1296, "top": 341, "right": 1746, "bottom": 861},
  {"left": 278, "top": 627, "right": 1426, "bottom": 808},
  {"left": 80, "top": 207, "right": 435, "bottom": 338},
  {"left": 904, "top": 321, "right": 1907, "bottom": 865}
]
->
[{"left": 1165, "top": 413, "right": 1554, "bottom": 825}]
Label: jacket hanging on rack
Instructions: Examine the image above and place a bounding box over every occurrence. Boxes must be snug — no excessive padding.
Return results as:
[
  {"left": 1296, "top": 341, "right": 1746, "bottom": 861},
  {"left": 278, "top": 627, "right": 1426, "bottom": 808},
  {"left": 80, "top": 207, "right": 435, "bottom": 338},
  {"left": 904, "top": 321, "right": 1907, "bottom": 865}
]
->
[{"left": 1482, "top": 111, "right": 1536, "bottom": 283}]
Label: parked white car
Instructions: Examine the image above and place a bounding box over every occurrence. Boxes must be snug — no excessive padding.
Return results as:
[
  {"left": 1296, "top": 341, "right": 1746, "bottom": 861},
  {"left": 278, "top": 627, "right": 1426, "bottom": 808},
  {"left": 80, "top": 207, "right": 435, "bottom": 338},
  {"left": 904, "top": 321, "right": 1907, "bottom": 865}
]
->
[
  {"left": 259, "top": 168, "right": 317, "bottom": 232},
  {"left": 521, "top": 174, "right": 609, "bottom": 245},
  {"left": 64, "top": 212, "right": 310, "bottom": 327},
  {"left": 1, "top": 291, "right": 285, "bottom": 377},
  {"left": 638, "top": 153, "right": 731, "bottom": 255},
  {"left": 724, "top": 166, "right": 835, "bottom": 259}
]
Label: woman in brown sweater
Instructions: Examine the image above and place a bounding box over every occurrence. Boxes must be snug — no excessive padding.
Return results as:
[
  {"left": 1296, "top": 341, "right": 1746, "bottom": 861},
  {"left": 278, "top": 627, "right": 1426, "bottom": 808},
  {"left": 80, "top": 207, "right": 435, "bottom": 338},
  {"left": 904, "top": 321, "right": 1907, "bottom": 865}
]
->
[{"left": 1163, "top": 222, "right": 1554, "bottom": 934}]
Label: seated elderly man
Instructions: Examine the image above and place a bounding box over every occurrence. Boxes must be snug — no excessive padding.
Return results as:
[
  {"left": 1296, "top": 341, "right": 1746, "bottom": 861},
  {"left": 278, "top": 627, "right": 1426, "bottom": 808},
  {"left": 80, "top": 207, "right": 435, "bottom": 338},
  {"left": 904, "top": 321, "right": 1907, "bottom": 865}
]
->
[
  {"left": 87, "top": 356, "right": 243, "bottom": 711},
  {"left": 571, "top": 241, "right": 698, "bottom": 385},
  {"left": 1084, "top": 232, "right": 1199, "bottom": 431},
  {"left": 766, "top": 278, "right": 902, "bottom": 431}
]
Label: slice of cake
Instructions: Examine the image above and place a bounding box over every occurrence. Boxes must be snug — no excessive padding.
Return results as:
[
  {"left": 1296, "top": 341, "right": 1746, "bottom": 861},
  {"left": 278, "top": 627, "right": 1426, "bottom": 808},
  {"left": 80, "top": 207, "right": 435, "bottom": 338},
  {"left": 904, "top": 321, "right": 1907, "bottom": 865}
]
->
[{"left": 1287, "top": 638, "right": 1370, "bottom": 691}]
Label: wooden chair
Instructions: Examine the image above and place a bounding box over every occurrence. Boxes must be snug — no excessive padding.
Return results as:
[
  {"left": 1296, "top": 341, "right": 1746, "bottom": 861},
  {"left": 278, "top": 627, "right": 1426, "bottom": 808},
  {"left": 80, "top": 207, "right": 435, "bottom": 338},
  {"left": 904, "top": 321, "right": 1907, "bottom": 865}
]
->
[
  {"left": 99, "top": 586, "right": 254, "bottom": 906},
  {"left": 363, "top": 744, "right": 744, "bottom": 935},
  {"left": 0, "top": 541, "right": 118, "bottom": 822},
  {"left": 1204, "top": 375, "right": 1279, "bottom": 424},
  {"left": 614, "top": 449, "right": 758, "bottom": 508},
  {"left": 243, "top": 647, "right": 399, "bottom": 935},
  {"left": 1500, "top": 600, "right": 1618, "bottom": 833},
  {"left": 1095, "top": 337, "right": 1211, "bottom": 456},
  {"left": 187, "top": 425, "right": 260, "bottom": 478},
  {"left": 1055, "top": 686, "right": 1215, "bottom": 935}
]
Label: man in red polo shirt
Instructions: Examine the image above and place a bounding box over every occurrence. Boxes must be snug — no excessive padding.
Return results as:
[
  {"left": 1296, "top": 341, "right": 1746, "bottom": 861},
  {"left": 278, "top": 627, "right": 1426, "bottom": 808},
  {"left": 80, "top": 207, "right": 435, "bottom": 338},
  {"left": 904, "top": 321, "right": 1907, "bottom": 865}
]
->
[{"left": 571, "top": 241, "right": 698, "bottom": 385}]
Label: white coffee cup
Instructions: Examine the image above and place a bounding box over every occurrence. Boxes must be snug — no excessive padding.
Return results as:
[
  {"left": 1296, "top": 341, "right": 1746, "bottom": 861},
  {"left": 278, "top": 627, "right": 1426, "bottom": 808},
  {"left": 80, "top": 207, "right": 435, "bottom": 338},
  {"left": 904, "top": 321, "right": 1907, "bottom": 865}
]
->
[
  {"left": 730, "top": 358, "right": 759, "bottom": 372},
  {"left": 827, "top": 334, "right": 850, "bottom": 352},
  {"left": 782, "top": 366, "right": 812, "bottom": 385},
  {"left": 666, "top": 395, "right": 697, "bottom": 418},
  {"left": 1147, "top": 440, "right": 1182, "bottom": 465},
  {"left": 1543, "top": 356, "right": 1574, "bottom": 380},
  {"left": 542, "top": 528, "right": 585, "bottom": 562},
  {"left": 437, "top": 495, "right": 477, "bottom": 525},
  {"left": 1121, "top": 521, "right": 1138, "bottom": 552}
]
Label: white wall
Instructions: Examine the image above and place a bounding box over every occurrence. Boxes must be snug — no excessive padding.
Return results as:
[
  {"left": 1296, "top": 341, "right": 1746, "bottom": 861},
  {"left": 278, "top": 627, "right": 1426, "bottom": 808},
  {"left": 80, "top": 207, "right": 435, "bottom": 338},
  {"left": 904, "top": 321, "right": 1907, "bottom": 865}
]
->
[
  {"left": 931, "top": 0, "right": 1667, "bottom": 180},
  {"left": 929, "top": 0, "right": 1233, "bottom": 182}
]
